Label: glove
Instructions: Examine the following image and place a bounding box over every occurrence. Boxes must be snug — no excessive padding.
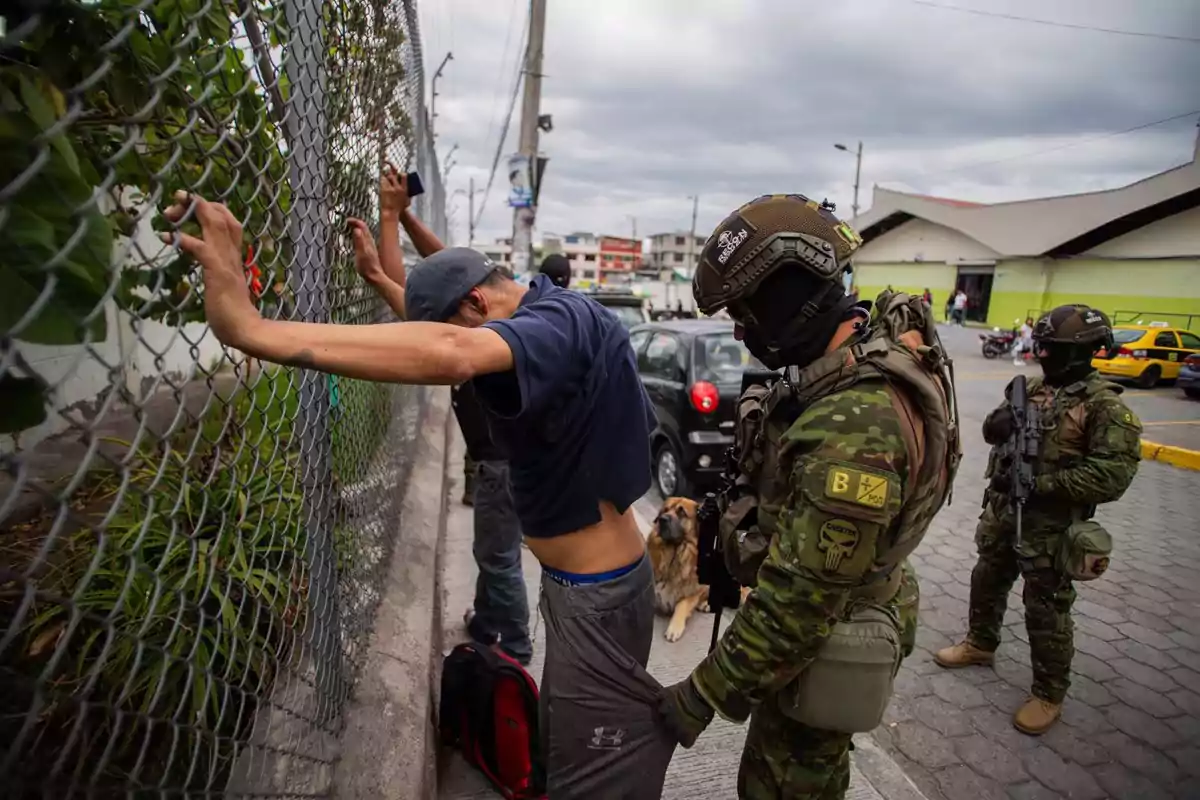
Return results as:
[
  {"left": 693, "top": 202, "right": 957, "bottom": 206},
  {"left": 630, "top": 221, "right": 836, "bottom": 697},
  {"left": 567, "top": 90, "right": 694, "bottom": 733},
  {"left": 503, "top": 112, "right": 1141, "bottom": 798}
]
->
[
  {"left": 988, "top": 470, "right": 1012, "bottom": 494},
  {"left": 982, "top": 406, "right": 1014, "bottom": 444},
  {"left": 658, "top": 677, "right": 714, "bottom": 748}
]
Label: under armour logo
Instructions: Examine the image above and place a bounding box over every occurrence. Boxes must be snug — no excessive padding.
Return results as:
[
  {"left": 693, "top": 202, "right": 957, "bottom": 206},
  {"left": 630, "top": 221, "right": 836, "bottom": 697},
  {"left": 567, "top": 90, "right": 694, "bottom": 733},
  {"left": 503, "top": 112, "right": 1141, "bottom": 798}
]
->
[{"left": 587, "top": 726, "right": 626, "bottom": 749}]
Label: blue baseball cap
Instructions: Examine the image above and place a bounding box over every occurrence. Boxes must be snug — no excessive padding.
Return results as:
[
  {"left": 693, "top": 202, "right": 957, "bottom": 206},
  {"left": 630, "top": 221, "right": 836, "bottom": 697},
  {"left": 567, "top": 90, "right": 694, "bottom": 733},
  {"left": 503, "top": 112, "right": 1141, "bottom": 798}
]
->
[{"left": 405, "top": 247, "right": 499, "bottom": 322}]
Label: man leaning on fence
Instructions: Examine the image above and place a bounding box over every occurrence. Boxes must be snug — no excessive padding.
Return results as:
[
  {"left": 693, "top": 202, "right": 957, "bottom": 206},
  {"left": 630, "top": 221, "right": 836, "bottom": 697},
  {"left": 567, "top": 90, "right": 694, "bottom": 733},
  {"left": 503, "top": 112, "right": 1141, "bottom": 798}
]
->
[
  {"left": 347, "top": 166, "right": 532, "bottom": 666},
  {"left": 161, "top": 187, "right": 675, "bottom": 798}
]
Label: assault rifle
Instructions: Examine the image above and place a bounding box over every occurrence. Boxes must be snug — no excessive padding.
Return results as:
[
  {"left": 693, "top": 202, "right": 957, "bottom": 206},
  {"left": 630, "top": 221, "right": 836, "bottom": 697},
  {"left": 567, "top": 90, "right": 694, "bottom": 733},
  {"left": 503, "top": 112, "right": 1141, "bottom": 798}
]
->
[
  {"left": 696, "top": 369, "right": 781, "bottom": 653},
  {"left": 1007, "top": 374, "right": 1042, "bottom": 550}
]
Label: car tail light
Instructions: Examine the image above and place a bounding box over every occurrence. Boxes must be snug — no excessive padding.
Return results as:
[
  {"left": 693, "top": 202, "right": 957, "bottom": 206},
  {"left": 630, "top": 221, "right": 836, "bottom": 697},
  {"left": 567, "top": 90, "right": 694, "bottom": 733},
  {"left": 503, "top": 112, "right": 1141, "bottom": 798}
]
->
[
  {"left": 1117, "top": 347, "right": 1147, "bottom": 359},
  {"left": 1186, "top": 354, "right": 1200, "bottom": 367},
  {"left": 689, "top": 381, "right": 719, "bottom": 414}
]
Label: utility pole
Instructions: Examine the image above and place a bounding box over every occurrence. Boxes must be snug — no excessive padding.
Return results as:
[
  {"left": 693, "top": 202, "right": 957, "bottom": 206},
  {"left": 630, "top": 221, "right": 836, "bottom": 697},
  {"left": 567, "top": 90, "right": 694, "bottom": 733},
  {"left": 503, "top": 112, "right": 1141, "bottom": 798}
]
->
[
  {"left": 834, "top": 141, "right": 863, "bottom": 218},
  {"left": 430, "top": 51, "right": 453, "bottom": 141},
  {"left": 687, "top": 194, "right": 699, "bottom": 276},
  {"left": 512, "top": 0, "right": 548, "bottom": 276}
]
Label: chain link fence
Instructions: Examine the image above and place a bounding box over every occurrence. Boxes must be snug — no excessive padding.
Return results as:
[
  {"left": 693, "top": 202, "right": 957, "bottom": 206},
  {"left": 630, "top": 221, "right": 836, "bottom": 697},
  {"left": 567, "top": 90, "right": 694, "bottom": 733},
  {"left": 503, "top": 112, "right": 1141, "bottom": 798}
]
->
[{"left": 1, "top": 0, "right": 446, "bottom": 795}]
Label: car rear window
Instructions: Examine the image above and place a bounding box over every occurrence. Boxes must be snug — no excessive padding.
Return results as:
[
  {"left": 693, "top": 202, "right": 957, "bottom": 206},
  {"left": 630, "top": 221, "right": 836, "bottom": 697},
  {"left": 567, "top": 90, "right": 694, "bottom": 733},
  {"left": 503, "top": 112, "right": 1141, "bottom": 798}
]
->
[
  {"left": 605, "top": 304, "right": 646, "bottom": 330},
  {"left": 1111, "top": 329, "right": 1144, "bottom": 345},
  {"left": 694, "top": 333, "right": 764, "bottom": 384}
]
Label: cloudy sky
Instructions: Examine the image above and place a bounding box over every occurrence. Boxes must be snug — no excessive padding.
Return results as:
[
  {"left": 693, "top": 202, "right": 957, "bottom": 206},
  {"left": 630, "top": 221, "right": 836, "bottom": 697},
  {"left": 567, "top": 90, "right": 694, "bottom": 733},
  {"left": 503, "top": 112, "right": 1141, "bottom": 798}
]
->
[{"left": 418, "top": 0, "right": 1200, "bottom": 246}]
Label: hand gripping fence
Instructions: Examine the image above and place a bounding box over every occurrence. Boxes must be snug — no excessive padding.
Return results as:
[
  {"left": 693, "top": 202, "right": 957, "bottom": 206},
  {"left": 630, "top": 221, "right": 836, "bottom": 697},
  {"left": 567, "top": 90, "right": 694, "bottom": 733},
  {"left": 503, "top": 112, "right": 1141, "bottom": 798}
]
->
[{"left": 0, "top": 0, "right": 446, "bottom": 795}]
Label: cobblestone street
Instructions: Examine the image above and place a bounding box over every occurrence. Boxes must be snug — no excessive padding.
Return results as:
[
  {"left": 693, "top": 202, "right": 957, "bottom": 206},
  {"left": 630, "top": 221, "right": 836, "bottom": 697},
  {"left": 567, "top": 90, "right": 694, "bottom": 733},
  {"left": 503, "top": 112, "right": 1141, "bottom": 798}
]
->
[{"left": 859, "top": 325, "right": 1200, "bottom": 800}]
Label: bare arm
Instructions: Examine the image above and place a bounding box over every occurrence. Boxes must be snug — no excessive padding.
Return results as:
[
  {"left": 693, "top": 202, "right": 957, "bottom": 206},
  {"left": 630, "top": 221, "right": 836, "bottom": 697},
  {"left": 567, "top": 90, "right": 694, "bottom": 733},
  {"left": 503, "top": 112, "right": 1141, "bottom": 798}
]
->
[
  {"left": 242, "top": 317, "right": 512, "bottom": 384},
  {"left": 399, "top": 208, "right": 445, "bottom": 258},
  {"left": 164, "top": 193, "right": 511, "bottom": 384},
  {"left": 378, "top": 164, "right": 444, "bottom": 282},
  {"left": 348, "top": 217, "right": 406, "bottom": 319}
]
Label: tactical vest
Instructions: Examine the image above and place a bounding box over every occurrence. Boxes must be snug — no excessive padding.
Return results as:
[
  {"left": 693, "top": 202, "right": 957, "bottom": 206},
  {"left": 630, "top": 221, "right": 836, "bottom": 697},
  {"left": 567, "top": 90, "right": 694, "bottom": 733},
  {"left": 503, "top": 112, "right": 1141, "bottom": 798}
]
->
[
  {"left": 984, "top": 373, "right": 1125, "bottom": 524},
  {"left": 1026, "top": 374, "right": 1122, "bottom": 473},
  {"left": 722, "top": 292, "right": 962, "bottom": 594}
]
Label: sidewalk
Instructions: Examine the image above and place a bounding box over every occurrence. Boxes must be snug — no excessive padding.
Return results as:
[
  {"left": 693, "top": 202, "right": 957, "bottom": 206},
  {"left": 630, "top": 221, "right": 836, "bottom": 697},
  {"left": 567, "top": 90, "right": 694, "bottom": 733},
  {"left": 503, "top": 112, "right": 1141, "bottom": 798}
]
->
[{"left": 435, "top": 429, "right": 927, "bottom": 800}]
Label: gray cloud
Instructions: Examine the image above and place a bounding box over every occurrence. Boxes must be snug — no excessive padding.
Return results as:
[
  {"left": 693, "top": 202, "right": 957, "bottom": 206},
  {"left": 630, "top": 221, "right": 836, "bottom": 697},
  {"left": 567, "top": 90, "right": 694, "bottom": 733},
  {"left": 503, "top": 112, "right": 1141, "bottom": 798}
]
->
[{"left": 421, "top": 0, "right": 1200, "bottom": 246}]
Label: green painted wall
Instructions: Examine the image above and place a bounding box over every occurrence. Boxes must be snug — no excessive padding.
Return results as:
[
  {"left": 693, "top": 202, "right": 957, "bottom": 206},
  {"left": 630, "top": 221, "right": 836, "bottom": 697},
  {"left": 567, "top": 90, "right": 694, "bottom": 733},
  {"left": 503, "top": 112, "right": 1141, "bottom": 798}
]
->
[
  {"left": 855, "top": 258, "right": 1200, "bottom": 330},
  {"left": 987, "top": 259, "right": 1049, "bottom": 328}
]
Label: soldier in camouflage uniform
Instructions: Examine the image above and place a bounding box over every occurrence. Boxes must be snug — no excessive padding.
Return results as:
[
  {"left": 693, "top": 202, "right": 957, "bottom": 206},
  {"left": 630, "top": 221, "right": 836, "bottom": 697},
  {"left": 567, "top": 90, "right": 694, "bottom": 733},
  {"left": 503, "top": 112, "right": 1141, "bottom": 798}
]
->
[
  {"left": 936, "top": 304, "right": 1142, "bottom": 735},
  {"left": 657, "top": 195, "right": 961, "bottom": 799}
]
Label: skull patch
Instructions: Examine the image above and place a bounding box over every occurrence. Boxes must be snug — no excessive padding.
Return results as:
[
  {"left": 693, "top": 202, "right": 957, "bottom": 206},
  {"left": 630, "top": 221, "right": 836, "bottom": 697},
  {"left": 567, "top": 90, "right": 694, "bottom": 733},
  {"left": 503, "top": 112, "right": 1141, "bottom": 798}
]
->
[{"left": 817, "top": 519, "right": 861, "bottom": 572}]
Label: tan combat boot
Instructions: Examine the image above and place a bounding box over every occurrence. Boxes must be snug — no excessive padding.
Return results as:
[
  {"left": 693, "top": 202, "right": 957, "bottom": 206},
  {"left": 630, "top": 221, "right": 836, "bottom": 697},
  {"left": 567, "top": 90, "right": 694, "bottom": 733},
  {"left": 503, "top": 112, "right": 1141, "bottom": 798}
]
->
[
  {"left": 934, "top": 640, "right": 995, "bottom": 669},
  {"left": 1013, "top": 697, "right": 1062, "bottom": 735}
]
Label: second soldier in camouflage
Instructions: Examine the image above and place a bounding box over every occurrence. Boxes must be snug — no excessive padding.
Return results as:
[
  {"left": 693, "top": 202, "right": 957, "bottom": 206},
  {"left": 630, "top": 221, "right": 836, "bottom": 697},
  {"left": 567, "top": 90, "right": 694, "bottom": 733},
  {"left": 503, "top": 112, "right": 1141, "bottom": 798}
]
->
[
  {"left": 936, "top": 303, "right": 1142, "bottom": 734},
  {"left": 936, "top": 304, "right": 1142, "bottom": 735}
]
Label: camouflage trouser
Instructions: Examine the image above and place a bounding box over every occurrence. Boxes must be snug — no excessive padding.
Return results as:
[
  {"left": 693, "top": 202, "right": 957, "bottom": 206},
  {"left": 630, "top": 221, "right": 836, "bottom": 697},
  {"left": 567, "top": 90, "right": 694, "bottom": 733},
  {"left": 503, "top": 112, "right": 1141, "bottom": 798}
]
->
[
  {"left": 739, "top": 704, "right": 853, "bottom": 799},
  {"left": 968, "top": 511, "right": 1076, "bottom": 704},
  {"left": 737, "top": 564, "right": 920, "bottom": 799}
]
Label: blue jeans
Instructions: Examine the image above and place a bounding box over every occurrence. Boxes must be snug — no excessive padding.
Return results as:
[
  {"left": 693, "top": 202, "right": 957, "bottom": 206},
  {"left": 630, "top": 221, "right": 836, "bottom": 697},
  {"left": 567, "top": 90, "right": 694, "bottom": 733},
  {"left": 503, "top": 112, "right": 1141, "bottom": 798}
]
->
[{"left": 469, "top": 460, "right": 532, "bottom": 663}]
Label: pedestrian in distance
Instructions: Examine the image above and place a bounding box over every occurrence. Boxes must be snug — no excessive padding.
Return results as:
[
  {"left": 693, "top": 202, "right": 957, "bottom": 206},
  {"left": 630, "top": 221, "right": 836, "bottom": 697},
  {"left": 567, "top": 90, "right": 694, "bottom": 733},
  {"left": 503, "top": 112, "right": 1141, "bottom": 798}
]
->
[
  {"left": 538, "top": 252, "right": 572, "bottom": 288},
  {"left": 160, "top": 188, "right": 670, "bottom": 798},
  {"left": 657, "top": 194, "right": 961, "bottom": 799},
  {"left": 344, "top": 166, "right": 532, "bottom": 664},
  {"left": 952, "top": 288, "right": 968, "bottom": 325},
  {"left": 936, "top": 305, "right": 1142, "bottom": 735},
  {"left": 1012, "top": 316, "right": 1034, "bottom": 366}
]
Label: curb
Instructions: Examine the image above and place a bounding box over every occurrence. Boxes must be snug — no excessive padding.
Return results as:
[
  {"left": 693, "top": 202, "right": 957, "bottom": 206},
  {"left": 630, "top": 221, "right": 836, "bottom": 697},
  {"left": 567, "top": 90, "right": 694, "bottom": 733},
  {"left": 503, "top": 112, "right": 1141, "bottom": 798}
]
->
[
  {"left": 1141, "top": 438, "right": 1200, "bottom": 471},
  {"left": 855, "top": 735, "right": 930, "bottom": 800},
  {"left": 333, "top": 386, "right": 452, "bottom": 800}
]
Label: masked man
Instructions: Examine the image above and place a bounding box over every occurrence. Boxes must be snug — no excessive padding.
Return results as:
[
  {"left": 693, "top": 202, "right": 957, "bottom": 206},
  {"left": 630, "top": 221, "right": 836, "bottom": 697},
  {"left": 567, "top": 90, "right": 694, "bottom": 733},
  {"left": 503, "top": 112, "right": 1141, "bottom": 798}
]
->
[{"left": 936, "top": 305, "right": 1141, "bottom": 734}]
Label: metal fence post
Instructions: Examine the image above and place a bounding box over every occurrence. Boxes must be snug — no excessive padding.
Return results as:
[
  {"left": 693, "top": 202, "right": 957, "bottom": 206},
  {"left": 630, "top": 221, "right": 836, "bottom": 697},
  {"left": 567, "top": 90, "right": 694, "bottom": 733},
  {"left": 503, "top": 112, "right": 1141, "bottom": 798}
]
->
[{"left": 284, "top": 0, "right": 342, "bottom": 724}]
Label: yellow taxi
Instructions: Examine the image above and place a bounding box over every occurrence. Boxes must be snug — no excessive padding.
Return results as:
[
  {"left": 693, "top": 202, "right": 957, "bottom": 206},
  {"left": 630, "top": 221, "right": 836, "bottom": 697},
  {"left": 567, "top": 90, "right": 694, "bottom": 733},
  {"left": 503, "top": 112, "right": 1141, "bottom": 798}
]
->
[{"left": 1091, "top": 322, "right": 1200, "bottom": 388}]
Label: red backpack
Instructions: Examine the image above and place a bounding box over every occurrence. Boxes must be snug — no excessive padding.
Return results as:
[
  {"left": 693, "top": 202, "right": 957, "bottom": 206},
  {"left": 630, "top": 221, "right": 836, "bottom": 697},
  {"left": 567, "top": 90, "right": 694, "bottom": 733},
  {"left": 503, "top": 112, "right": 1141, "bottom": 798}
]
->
[{"left": 439, "top": 642, "right": 546, "bottom": 799}]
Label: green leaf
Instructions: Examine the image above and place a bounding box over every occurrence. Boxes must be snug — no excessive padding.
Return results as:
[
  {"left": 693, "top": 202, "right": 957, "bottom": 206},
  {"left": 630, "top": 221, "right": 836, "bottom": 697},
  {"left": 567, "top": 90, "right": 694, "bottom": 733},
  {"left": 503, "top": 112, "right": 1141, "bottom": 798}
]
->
[
  {"left": 0, "top": 376, "right": 48, "bottom": 434},
  {"left": 16, "top": 73, "right": 81, "bottom": 177}
]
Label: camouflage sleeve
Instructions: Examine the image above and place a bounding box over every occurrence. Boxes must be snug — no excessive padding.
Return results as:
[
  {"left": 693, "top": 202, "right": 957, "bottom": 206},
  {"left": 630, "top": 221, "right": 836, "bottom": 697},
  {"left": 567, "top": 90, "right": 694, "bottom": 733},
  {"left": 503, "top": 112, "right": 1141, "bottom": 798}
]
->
[
  {"left": 1034, "top": 395, "right": 1142, "bottom": 504},
  {"left": 690, "top": 386, "right": 908, "bottom": 723}
]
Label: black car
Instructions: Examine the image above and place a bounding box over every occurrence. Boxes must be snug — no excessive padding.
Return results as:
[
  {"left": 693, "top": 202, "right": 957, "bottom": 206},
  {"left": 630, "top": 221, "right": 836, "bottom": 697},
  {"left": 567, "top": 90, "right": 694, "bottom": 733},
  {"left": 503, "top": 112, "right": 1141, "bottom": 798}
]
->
[
  {"left": 629, "top": 319, "right": 768, "bottom": 498},
  {"left": 584, "top": 288, "right": 650, "bottom": 331}
]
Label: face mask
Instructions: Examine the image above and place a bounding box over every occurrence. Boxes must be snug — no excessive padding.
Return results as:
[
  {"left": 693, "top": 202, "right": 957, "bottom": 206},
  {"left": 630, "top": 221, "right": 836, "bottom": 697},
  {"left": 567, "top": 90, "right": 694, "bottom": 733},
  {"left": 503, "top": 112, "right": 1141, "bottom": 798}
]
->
[{"left": 1038, "top": 343, "right": 1093, "bottom": 385}]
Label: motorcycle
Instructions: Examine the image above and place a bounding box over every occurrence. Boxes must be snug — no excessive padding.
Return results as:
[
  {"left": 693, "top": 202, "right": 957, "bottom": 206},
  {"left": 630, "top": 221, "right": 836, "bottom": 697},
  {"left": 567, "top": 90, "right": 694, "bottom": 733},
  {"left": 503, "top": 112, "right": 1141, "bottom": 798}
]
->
[{"left": 980, "top": 322, "right": 1019, "bottom": 359}]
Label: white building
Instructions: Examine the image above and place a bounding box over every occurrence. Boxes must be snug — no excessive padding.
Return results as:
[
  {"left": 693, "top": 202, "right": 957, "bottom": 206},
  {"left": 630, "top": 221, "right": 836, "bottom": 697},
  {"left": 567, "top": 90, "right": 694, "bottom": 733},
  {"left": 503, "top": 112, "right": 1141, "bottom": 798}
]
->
[{"left": 646, "top": 231, "right": 706, "bottom": 278}]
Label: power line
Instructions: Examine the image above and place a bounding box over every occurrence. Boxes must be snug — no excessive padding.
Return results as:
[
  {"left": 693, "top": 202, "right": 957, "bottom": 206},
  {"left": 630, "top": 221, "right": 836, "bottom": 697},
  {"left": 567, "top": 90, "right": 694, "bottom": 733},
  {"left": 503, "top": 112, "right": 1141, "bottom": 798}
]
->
[
  {"left": 906, "top": 0, "right": 1200, "bottom": 44},
  {"left": 474, "top": 16, "right": 528, "bottom": 230},
  {"left": 481, "top": 0, "right": 525, "bottom": 174},
  {"left": 882, "top": 108, "right": 1200, "bottom": 188}
]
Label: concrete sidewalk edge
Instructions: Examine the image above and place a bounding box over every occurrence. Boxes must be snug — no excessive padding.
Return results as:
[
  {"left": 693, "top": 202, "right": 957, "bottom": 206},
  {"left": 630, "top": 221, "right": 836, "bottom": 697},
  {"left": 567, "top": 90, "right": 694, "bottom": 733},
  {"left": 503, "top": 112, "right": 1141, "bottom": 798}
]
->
[
  {"left": 1141, "top": 437, "right": 1200, "bottom": 471},
  {"left": 855, "top": 734, "right": 930, "bottom": 800},
  {"left": 333, "top": 386, "right": 452, "bottom": 800}
]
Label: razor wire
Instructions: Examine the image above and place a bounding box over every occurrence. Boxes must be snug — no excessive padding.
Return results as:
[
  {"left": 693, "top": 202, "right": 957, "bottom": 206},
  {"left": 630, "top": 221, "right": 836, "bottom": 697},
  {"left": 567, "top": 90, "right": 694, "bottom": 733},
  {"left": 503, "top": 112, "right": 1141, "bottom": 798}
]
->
[{"left": 0, "top": 0, "right": 445, "bottom": 796}]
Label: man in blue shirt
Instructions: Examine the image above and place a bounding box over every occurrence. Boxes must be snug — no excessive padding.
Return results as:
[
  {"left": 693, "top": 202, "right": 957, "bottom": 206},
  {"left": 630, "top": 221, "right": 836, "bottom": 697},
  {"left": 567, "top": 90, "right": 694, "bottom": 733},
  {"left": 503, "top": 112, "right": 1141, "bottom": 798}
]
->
[
  {"left": 164, "top": 192, "right": 675, "bottom": 798},
  {"left": 346, "top": 168, "right": 532, "bottom": 665}
]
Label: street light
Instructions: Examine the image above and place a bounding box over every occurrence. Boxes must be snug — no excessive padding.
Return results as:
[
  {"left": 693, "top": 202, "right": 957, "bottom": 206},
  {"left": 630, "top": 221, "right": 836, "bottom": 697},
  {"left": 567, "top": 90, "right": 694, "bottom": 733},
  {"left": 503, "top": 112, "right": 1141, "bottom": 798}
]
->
[{"left": 834, "top": 141, "right": 863, "bottom": 219}]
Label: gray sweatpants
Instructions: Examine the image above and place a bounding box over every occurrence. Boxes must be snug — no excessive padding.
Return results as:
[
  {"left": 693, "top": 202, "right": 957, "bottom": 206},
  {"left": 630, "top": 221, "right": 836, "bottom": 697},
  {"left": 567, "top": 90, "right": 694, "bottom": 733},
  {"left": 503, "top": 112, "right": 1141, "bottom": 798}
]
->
[{"left": 539, "top": 556, "right": 677, "bottom": 799}]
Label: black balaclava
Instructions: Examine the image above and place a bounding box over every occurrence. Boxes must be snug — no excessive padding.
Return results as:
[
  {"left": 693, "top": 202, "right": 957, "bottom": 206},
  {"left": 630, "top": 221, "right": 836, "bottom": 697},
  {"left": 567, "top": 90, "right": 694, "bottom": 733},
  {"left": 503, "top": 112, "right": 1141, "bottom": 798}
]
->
[
  {"left": 738, "top": 266, "right": 855, "bottom": 371},
  {"left": 1039, "top": 342, "right": 1096, "bottom": 387}
]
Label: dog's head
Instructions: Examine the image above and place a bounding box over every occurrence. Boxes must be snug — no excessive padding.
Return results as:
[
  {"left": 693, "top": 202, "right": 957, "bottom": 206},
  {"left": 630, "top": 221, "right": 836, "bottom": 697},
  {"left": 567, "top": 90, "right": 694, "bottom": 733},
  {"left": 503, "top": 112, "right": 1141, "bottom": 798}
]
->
[{"left": 655, "top": 497, "right": 698, "bottom": 546}]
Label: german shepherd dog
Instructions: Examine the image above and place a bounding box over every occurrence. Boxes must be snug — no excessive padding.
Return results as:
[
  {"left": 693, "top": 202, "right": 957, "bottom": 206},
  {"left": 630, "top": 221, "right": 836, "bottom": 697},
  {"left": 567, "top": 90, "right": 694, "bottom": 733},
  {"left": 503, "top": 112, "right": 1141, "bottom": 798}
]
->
[{"left": 648, "top": 497, "right": 708, "bottom": 642}]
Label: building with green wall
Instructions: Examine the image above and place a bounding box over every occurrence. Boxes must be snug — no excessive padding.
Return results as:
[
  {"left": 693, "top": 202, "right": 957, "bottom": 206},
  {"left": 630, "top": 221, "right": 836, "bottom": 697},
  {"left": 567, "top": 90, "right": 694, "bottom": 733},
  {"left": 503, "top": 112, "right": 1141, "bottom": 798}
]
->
[{"left": 850, "top": 136, "right": 1200, "bottom": 331}]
